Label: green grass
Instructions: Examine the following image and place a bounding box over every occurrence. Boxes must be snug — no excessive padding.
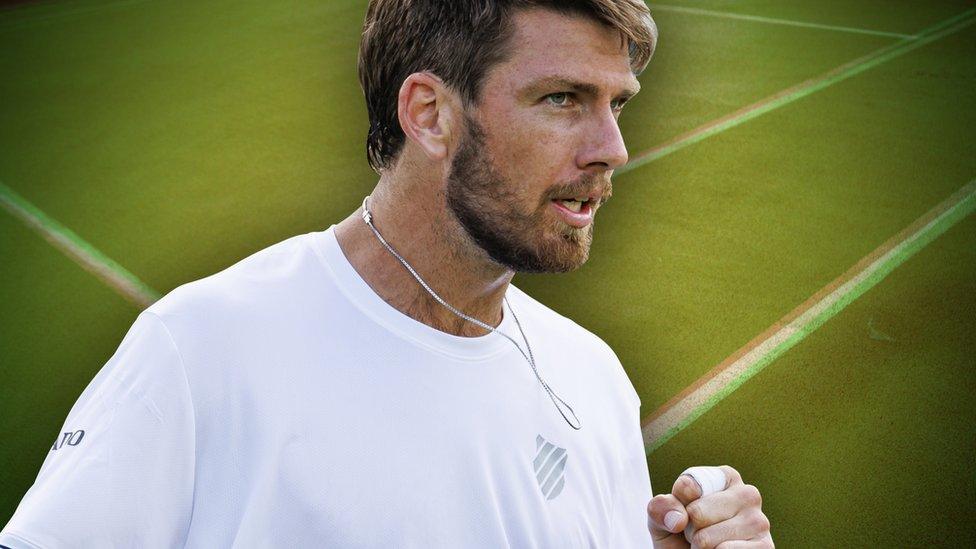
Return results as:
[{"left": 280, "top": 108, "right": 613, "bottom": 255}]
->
[
  {"left": 655, "top": 0, "right": 973, "bottom": 35},
  {"left": 0, "top": 211, "right": 138, "bottom": 511},
  {"left": 1, "top": 0, "right": 974, "bottom": 541},
  {"left": 648, "top": 213, "right": 976, "bottom": 546},
  {"left": 524, "top": 18, "right": 976, "bottom": 416},
  {"left": 618, "top": 9, "right": 894, "bottom": 154},
  {"left": 0, "top": 0, "right": 373, "bottom": 291}
]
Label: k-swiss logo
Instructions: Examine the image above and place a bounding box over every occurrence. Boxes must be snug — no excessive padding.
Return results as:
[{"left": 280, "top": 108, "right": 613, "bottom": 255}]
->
[
  {"left": 534, "top": 435, "right": 568, "bottom": 501},
  {"left": 51, "top": 430, "right": 85, "bottom": 451}
]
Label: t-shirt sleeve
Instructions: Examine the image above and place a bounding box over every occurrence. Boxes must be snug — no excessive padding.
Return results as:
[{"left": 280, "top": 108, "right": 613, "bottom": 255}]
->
[
  {"left": 0, "top": 311, "right": 195, "bottom": 548},
  {"left": 609, "top": 395, "right": 654, "bottom": 548}
]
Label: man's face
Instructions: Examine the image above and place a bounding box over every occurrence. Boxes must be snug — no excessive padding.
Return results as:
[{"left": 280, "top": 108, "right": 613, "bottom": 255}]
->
[{"left": 446, "top": 8, "right": 639, "bottom": 273}]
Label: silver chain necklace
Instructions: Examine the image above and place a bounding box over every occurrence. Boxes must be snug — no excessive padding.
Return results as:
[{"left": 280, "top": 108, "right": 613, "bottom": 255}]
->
[{"left": 361, "top": 195, "right": 582, "bottom": 431}]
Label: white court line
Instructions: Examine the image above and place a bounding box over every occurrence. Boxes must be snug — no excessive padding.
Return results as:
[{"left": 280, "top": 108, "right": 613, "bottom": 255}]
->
[
  {"left": 642, "top": 180, "right": 976, "bottom": 453},
  {"left": 631, "top": 6, "right": 976, "bottom": 453},
  {"left": 2, "top": 1, "right": 972, "bottom": 456},
  {"left": 0, "top": 181, "right": 159, "bottom": 309},
  {"left": 619, "top": 7, "right": 976, "bottom": 175},
  {"left": 650, "top": 3, "right": 917, "bottom": 39}
]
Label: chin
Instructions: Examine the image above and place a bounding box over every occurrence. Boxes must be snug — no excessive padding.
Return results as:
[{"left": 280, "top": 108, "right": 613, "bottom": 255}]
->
[
  {"left": 500, "top": 226, "right": 593, "bottom": 274},
  {"left": 544, "top": 240, "right": 592, "bottom": 273}
]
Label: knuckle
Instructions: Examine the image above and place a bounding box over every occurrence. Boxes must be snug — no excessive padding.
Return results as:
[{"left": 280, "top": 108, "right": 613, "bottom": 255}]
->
[
  {"left": 686, "top": 502, "right": 704, "bottom": 525},
  {"left": 673, "top": 475, "right": 700, "bottom": 499},
  {"left": 720, "top": 465, "right": 742, "bottom": 484},
  {"left": 742, "top": 484, "right": 763, "bottom": 507},
  {"left": 649, "top": 493, "right": 670, "bottom": 512},
  {"left": 760, "top": 514, "right": 772, "bottom": 533},
  {"left": 673, "top": 474, "right": 695, "bottom": 492},
  {"left": 692, "top": 529, "right": 713, "bottom": 549},
  {"left": 750, "top": 510, "right": 770, "bottom": 533},
  {"left": 654, "top": 497, "right": 682, "bottom": 515}
]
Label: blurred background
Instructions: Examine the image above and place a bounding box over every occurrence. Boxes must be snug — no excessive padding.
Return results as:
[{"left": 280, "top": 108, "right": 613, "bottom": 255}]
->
[{"left": 2, "top": 0, "right": 974, "bottom": 545}]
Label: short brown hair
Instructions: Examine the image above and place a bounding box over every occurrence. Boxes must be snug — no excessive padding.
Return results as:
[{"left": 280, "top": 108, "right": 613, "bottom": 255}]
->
[{"left": 358, "top": 0, "right": 657, "bottom": 173}]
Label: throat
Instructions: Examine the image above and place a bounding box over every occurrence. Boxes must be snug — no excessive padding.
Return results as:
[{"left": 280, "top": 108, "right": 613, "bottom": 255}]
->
[
  {"left": 400, "top": 278, "right": 506, "bottom": 338},
  {"left": 355, "top": 195, "right": 511, "bottom": 338}
]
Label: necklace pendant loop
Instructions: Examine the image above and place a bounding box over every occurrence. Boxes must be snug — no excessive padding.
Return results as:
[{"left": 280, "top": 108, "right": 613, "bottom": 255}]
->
[
  {"left": 361, "top": 196, "right": 372, "bottom": 224},
  {"left": 360, "top": 195, "right": 582, "bottom": 432}
]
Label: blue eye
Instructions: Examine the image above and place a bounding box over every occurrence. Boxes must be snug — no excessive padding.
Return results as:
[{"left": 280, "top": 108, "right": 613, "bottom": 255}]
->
[{"left": 546, "top": 93, "right": 570, "bottom": 106}]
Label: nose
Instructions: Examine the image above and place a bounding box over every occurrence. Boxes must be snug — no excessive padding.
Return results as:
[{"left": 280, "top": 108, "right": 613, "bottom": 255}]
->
[{"left": 577, "top": 108, "right": 629, "bottom": 172}]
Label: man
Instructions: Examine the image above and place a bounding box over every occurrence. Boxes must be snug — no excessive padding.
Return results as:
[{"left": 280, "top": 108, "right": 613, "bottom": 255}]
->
[{"left": 1, "top": 1, "right": 772, "bottom": 547}]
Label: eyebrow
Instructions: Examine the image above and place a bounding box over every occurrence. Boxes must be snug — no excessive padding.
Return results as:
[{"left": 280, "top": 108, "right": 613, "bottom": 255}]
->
[{"left": 522, "top": 76, "right": 640, "bottom": 100}]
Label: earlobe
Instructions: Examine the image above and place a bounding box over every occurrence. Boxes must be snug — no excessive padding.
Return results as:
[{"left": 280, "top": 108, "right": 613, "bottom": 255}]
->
[{"left": 397, "top": 72, "right": 454, "bottom": 162}]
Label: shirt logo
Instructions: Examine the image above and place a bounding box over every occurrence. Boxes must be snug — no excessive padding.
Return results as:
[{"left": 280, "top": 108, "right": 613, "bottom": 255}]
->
[
  {"left": 534, "top": 435, "right": 568, "bottom": 500},
  {"left": 51, "top": 430, "right": 85, "bottom": 451}
]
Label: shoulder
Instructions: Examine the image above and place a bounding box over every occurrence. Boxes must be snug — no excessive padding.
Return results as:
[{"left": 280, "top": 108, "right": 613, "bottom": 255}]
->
[
  {"left": 506, "top": 285, "right": 640, "bottom": 408},
  {"left": 129, "top": 231, "right": 337, "bottom": 399},
  {"left": 506, "top": 284, "right": 614, "bottom": 354},
  {"left": 147, "top": 231, "right": 321, "bottom": 325},
  {"left": 138, "top": 231, "right": 333, "bottom": 377}
]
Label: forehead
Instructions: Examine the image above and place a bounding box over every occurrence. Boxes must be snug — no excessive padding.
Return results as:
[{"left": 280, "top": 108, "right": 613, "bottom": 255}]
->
[{"left": 486, "top": 8, "right": 639, "bottom": 96}]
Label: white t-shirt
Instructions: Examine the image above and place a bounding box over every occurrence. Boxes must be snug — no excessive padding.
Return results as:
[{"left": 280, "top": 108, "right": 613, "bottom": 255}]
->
[{"left": 1, "top": 227, "right": 653, "bottom": 548}]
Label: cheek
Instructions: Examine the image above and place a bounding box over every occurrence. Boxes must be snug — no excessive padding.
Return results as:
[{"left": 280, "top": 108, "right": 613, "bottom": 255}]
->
[{"left": 485, "top": 120, "right": 573, "bottom": 194}]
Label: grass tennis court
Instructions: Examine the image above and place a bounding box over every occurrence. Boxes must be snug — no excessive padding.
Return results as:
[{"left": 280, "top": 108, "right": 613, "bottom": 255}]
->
[{"left": 2, "top": 0, "right": 974, "bottom": 545}]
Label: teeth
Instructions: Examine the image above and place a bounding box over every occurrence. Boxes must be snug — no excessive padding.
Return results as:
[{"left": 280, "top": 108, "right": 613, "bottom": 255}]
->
[{"left": 561, "top": 199, "right": 582, "bottom": 213}]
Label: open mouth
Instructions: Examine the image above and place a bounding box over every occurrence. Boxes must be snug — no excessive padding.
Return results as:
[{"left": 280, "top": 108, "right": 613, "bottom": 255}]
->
[
  {"left": 555, "top": 197, "right": 591, "bottom": 213},
  {"left": 549, "top": 196, "right": 596, "bottom": 228}
]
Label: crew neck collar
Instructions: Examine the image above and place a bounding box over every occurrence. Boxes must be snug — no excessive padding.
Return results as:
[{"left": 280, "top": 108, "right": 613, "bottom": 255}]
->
[{"left": 308, "top": 226, "right": 519, "bottom": 361}]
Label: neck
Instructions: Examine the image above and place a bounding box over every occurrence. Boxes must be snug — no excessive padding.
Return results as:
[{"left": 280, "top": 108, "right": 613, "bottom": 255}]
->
[{"left": 334, "top": 175, "right": 514, "bottom": 338}]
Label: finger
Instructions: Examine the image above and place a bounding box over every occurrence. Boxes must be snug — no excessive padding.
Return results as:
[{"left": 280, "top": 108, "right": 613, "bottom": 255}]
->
[
  {"left": 715, "top": 539, "right": 774, "bottom": 549},
  {"left": 686, "top": 483, "right": 763, "bottom": 529},
  {"left": 647, "top": 493, "right": 689, "bottom": 539},
  {"left": 671, "top": 473, "right": 707, "bottom": 545},
  {"left": 689, "top": 510, "right": 771, "bottom": 549},
  {"left": 676, "top": 466, "right": 744, "bottom": 545},
  {"left": 671, "top": 473, "right": 703, "bottom": 506},
  {"left": 715, "top": 532, "right": 774, "bottom": 549},
  {"left": 680, "top": 466, "right": 740, "bottom": 499},
  {"left": 651, "top": 533, "right": 692, "bottom": 549},
  {"left": 717, "top": 465, "right": 744, "bottom": 487}
]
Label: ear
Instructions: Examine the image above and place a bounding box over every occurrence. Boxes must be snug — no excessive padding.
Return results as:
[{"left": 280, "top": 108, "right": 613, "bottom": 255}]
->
[{"left": 396, "top": 72, "right": 458, "bottom": 162}]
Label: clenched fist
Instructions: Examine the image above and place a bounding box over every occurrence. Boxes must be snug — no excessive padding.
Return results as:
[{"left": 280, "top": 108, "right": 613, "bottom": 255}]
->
[{"left": 646, "top": 465, "right": 772, "bottom": 548}]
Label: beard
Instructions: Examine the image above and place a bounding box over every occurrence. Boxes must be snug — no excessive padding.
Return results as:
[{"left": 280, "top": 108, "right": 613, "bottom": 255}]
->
[{"left": 446, "top": 114, "right": 611, "bottom": 274}]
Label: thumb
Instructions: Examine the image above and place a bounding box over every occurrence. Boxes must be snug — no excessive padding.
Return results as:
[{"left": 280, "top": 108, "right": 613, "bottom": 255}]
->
[{"left": 647, "top": 493, "right": 690, "bottom": 545}]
